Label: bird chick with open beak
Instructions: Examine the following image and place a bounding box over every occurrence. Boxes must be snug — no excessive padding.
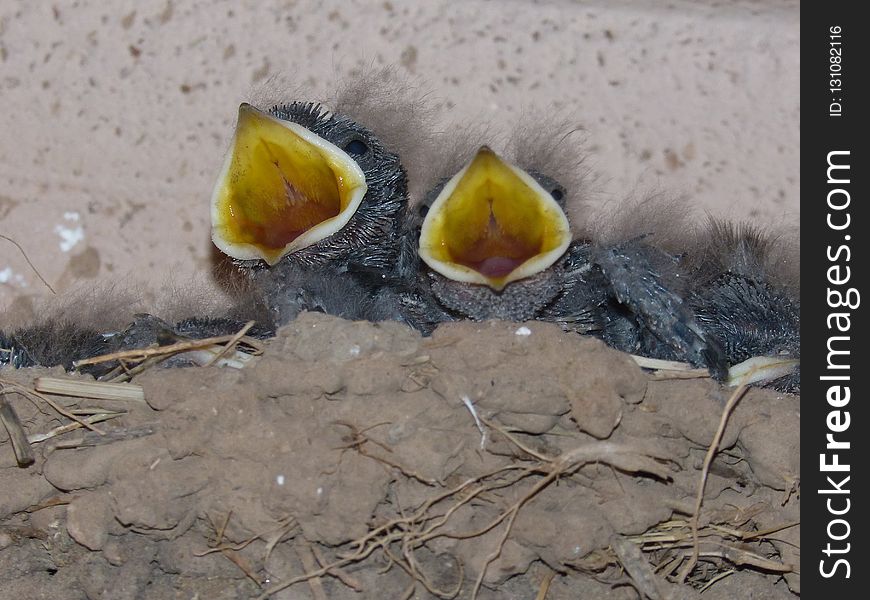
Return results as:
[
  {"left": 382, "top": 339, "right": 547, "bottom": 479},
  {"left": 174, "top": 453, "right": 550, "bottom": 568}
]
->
[
  {"left": 210, "top": 89, "right": 413, "bottom": 329},
  {"left": 1, "top": 75, "right": 422, "bottom": 369},
  {"left": 394, "top": 119, "right": 603, "bottom": 332},
  {"left": 414, "top": 146, "right": 574, "bottom": 323},
  {"left": 132, "top": 74, "right": 424, "bottom": 344},
  {"left": 405, "top": 126, "right": 729, "bottom": 379}
]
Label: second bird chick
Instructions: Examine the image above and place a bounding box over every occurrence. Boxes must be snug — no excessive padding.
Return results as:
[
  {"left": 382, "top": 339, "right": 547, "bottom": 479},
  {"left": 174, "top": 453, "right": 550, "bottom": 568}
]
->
[
  {"left": 685, "top": 220, "right": 800, "bottom": 390},
  {"left": 404, "top": 129, "right": 729, "bottom": 379},
  {"left": 415, "top": 145, "right": 574, "bottom": 323}
]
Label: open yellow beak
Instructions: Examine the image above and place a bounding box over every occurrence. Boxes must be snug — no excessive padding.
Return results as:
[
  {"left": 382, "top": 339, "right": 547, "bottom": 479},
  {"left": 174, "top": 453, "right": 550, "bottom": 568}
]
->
[
  {"left": 211, "top": 103, "right": 368, "bottom": 265},
  {"left": 418, "top": 147, "right": 571, "bottom": 291}
]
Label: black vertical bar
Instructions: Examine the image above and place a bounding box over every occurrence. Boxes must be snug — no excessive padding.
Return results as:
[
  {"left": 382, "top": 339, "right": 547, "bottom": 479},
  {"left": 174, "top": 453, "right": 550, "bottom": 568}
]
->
[{"left": 802, "top": 3, "right": 868, "bottom": 597}]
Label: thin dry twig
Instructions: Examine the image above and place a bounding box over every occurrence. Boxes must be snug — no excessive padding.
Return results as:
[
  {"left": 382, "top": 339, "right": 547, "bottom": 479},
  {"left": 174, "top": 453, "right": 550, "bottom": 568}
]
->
[
  {"left": 535, "top": 569, "right": 556, "bottom": 600},
  {"left": 194, "top": 512, "right": 297, "bottom": 591},
  {"left": 262, "top": 518, "right": 297, "bottom": 564},
  {"left": 203, "top": 321, "right": 257, "bottom": 367},
  {"left": 383, "top": 544, "right": 463, "bottom": 598},
  {"left": 464, "top": 437, "right": 671, "bottom": 599},
  {"left": 611, "top": 535, "right": 671, "bottom": 600},
  {"left": 481, "top": 417, "right": 553, "bottom": 462},
  {"left": 34, "top": 377, "right": 145, "bottom": 403},
  {"left": 195, "top": 511, "right": 262, "bottom": 587},
  {"left": 631, "top": 516, "right": 799, "bottom": 580},
  {"left": 629, "top": 354, "right": 712, "bottom": 381},
  {"left": 698, "top": 569, "right": 734, "bottom": 592},
  {"left": 295, "top": 544, "right": 328, "bottom": 600},
  {"left": 630, "top": 355, "right": 698, "bottom": 372},
  {"left": 310, "top": 543, "right": 363, "bottom": 592},
  {"left": 25, "top": 495, "right": 74, "bottom": 512},
  {"left": 53, "top": 423, "right": 155, "bottom": 449},
  {"left": 333, "top": 421, "right": 439, "bottom": 486},
  {"left": 680, "top": 370, "right": 755, "bottom": 583},
  {"left": 256, "top": 473, "right": 497, "bottom": 599},
  {"left": 73, "top": 323, "right": 263, "bottom": 368},
  {"left": 0, "top": 234, "right": 56, "bottom": 294},
  {"left": 27, "top": 411, "right": 124, "bottom": 444}
]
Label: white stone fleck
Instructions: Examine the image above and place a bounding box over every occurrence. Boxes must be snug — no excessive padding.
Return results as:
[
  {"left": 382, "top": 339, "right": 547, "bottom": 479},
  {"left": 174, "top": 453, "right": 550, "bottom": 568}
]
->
[
  {"left": 276, "top": 475, "right": 285, "bottom": 486},
  {"left": 515, "top": 326, "right": 532, "bottom": 336}
]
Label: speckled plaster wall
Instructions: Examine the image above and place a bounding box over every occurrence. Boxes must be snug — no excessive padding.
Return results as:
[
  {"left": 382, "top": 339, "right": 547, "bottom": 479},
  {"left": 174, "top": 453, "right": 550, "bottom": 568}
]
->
[{"left": 0, "top": 0, "right": 799, "bottom": 309}]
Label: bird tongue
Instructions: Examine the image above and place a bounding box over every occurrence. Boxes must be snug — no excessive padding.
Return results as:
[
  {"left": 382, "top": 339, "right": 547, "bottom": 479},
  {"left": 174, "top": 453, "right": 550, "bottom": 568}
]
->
[
  {"left": 467, "top": 256, "right": 526, "bottom": 278},
  {"left": 457, "top": 210, "right": 536, "bottom": 277}
]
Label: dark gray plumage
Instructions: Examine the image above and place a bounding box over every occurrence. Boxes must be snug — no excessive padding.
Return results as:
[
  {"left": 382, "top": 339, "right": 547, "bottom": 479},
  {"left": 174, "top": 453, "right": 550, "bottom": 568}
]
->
[
  {"left": 685, "top": 220, "right": 800, "bottom": 390},
  {"left": 589, "top": 239, "right": 728, "bottom": 380},
  {"left": 0, "top": 322, "right": 108, "bottom": 370}
]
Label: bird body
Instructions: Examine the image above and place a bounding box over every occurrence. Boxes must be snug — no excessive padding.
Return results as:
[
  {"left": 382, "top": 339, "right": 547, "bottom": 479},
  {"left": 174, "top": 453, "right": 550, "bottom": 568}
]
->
[{"left": 0, "top": 322, "right": 107, "bottom": 370}]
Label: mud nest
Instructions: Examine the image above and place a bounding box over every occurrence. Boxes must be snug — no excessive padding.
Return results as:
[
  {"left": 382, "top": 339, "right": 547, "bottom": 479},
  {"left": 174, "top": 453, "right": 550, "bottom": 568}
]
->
[{"left": 1, "top": 313, "right": 799, "bottom": 599}]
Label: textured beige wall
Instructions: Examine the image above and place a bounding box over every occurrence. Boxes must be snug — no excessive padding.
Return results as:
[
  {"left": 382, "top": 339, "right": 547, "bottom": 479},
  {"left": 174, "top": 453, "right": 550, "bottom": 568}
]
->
[{"left": 0, "top": 0, "right": 799, "bottom": 310}]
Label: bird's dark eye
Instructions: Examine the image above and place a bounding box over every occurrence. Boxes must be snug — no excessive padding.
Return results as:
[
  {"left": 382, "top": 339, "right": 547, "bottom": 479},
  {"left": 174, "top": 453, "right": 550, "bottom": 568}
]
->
[
  {"left": 344, "top": 139, "right": 369, "bottom": 156},
  {"left": 551, "top": 188, "right": 564, "bottom": 202},
  {"left": 418, "top": 204, "right": 429, "bottom": 217}
]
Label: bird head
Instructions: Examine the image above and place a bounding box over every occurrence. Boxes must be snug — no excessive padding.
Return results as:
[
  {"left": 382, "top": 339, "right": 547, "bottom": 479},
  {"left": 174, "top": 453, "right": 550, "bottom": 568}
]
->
[
  {"left": 210, "top": 101, "right": 408, "bottom": 275},
  {"left": 414, "top": 145, "right": 575, "bottom": 321}
]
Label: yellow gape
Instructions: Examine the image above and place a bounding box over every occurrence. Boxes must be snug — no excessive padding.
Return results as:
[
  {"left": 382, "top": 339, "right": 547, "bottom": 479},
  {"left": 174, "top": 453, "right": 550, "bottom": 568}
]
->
[
  {"left": 211, "top": 103, "right": 368, "bottom": 265},
  {"left": 419, "top": 147, "right": 571, "bottom": 290}
]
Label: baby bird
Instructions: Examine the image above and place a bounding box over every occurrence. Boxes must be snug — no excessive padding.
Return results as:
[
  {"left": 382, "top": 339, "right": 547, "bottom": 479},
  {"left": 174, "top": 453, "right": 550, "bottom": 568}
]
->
[
  {"left": 1, "top": 76, "right": 421, "bottom": 369},
  {"left": 2, "top": 84, "right": 799, "bottom": 391},
  {"left": 0, "top": 320, "right": 107, "bottom": 370},
  {"left": 684, "top": 220, "right": 800, "bottom": 390},
  {"left": 210, "top": 95, "right": 411, "bottom": 330},
  {"left": 413, "top": 145, "right": 574, "bottom": 324},
  {"left": 404, "top": 131, "right": 729, "bottom": 379}
]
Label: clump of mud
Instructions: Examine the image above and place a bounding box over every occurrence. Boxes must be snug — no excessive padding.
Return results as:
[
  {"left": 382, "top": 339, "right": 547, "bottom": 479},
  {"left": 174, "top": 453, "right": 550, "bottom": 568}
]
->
[{"left": 1, "top": 313, "right": 799, "bottom": 599}]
